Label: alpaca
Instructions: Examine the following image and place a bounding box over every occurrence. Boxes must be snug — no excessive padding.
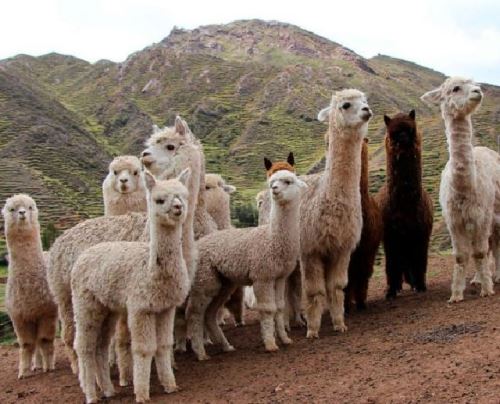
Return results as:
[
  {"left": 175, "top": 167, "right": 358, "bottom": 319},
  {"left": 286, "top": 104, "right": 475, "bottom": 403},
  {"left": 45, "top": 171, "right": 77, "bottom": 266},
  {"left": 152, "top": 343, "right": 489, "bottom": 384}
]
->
[
  {"left": 345, "top": 138, "right": 383, "bottom": 309},
  {"left": 71, "top": 169, "right": 191, "bottom": 403},
  {"left": 102, "top": 155, "right": 146, "bottom": 216},
  {"left": 375, "top": 111, "right": 433, "bottom": 298},
  {"left": 421, "top": 77, "right": 500, "bottom": 302},
  {"left": 264, "top": 152, "right": 296, "bottom": 177},
  {"left": 2, "top": 195, "right": 58, "bottom": 378},
  {"left": 47, "top": 116, "right": 200, "bottom": 373},
  {"left": 300, "top": 89, "right": 371, "bottom": 338},
  {"left": 187, "top": 169, "right": 307, "bottom": 360},
  {"left": 204, "top": 173, "right": 236, "bottom": 230}
]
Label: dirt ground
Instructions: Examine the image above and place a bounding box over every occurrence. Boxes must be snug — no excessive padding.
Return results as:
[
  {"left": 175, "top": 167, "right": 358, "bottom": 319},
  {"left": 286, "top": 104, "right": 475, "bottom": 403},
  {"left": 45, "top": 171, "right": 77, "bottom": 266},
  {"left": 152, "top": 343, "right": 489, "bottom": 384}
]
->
[{"left": 1, "top": 255, "right": 499, "bottom": 403}]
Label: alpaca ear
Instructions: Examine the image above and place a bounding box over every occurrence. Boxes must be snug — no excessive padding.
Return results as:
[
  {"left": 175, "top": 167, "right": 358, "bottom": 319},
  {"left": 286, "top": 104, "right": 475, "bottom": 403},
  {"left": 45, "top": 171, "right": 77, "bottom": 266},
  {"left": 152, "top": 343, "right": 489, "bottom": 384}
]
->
[
  {"left": 144, "top": 170, "right": 156, "bottom": 191},
  {"left": 297, "top": 178, "right": 308, "bottom": 189},
  {"left": 264, "top": 157, "right": 273, "bottom": 171},
  {"left": 177, "top": 168, "right": 191, "bottom": 186},
  {"left": 383, "top": 115, "right": 391, "bottom": 127},
  {"left": 175, "top": 115, "right": 186, "bottom": 136},
  {"left": 317, "top": 106, "right": 331, "bottom": 122},
  {"left": 420, "top": 87, "right": 442, "bottom": 105},
  {"left": 287, "top": 152, "right": 295, "bottom": 167},
  {"left": 409, "top": 110, "right": 416, "bottom": 120},
  {"left": 181, "top": 118, "right": 192, "bottom": 135},
  {"left": 223, "top": 184, "right": 236, "bottom": 194},
  {"left": 152, "top": 124, "right": 161, "bottom": 134}
]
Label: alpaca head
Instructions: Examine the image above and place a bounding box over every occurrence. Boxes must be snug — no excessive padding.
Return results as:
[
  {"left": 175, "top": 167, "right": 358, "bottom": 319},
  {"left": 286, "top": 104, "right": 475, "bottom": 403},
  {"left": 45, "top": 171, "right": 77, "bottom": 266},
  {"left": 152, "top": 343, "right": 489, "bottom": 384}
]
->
[
  {"left": 205, "top": 174, "right": 236, "bottom": 194},
  {"left": 105, "top": 155, "right": 143, "bottom": 194},
  {"left": 318, "top": 89, "right": 372, "bottom": 136},
  {"left": 384, "top": 110, "right": 418, "bottom": 152},
  {"left": 143, "top": 168, "right": 190, "bottom": 227},
  {"left": 421, "top": 77, "right": 483, "bottom": 118},
  {"left": 2, "top": 194, "right": 39, "bottom": 234},
  {"left": 263, "top": 152, "right": 295, "bottom": 178},
  {"left": 268, "top": 170, "right": 307, "bottom": 206},
  {"left": 141, "top": 116, "right": 192, "bottom": 177}
]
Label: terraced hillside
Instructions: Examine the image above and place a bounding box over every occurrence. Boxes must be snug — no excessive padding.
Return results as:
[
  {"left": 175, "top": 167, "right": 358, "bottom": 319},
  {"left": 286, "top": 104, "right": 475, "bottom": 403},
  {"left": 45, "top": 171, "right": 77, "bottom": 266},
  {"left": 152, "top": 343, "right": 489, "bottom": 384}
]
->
[{"left": 0, "top": 19, "right": 499, "bottom": 257}]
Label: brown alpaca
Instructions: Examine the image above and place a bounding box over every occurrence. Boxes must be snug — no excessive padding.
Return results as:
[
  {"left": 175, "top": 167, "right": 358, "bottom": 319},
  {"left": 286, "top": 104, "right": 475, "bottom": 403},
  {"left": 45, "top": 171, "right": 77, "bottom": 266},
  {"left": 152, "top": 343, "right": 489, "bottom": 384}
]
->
[
  {"left": 376, "top": 110, "right": 433, "bottom": 298},
  {"left": 264, "top": 152, "right": 295, "bottom": 177},
  {"left": 345, "top": 138, "right": 383, "bottom": 311}
]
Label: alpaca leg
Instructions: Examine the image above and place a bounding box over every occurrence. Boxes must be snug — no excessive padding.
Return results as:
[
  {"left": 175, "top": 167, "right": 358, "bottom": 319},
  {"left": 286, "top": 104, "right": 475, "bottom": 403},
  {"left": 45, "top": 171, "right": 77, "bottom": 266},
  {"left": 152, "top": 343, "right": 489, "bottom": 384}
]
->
[
  {"left": 12, "top": 318, "right": 36, "bottom": 379},
  {"left": 59, "top": 294, "right": 78, "bottom": 374},
  {"left": 449, "top": 235, "right": 470, "bottom": 302},
  {"left": 95, "top": 314, "right": 117, "bottom": 399},
  {"left": 326, "top": 252, "right": 350, "bottom": 333},
  {"left": 115, "top": 314, "right": 132, "bottom": 387},
  {"left": 253, "top": 280, "right": 278, "bottom": 351},
  {"left": 225, "top": 286, "right": 245, "bottom": 326},
  {"left": 385, "top": 248, "right": 403, "bottom": 299},
  {"left": 32, "top": 346, "right": 43, "bottom": 371},
  {"left": 129, "top": 312, "right": 156, "bottom": 403},
  {"left": 155, "top": 308, "right": 178, "bottom": 394},
  {"left": 274, "top": 276, "right": 292, "bottom": 345},
  {"left": 413, "top": 241, "right": 429, "bottom": 293},
  {"left": 472, "top": 238, "right": 495, "bottom": 297},
  {"left": 287, "top": 265, "right": 304, "bottom": 328},
  {"left": 174, "top": 306, "right": 188, "bottom": 353},
  {"left": 301, "top": 255, "right": 326, "bottom": 339},
  {"left": 186, "top": 291, "right": 213, "bottom": 361},
  {"left": 36, "top": 315, "right": 57, "bottom": 372},
  {"left": 74, "top": 301, "right": 106, "bottom": 404},
  {"left": 353, "top": 275, "right": 370, "bottom": 311},
  {"left": 205, "top": 283, "right": 238, "bottom": 353},
  {"left": 492, "top": 229, "right": 500, "bottom": 283}
]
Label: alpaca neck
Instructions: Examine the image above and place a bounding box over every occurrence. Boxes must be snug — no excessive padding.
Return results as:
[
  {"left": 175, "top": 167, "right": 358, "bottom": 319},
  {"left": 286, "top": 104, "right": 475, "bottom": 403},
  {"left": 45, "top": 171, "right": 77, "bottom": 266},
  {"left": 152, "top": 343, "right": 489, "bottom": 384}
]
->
[
  {"left": 148, "top": 217, "right": 183, "bottom": 275},
  {"left": 269, "top": 197, "right": 301, "bottom": 248},
  {"left": 5, "top": 225, "right": 44, "bottom": 269},
  {"left": 325, "top": 121, "right": 363, "bottom": 200},
  {"left": 386, "top": 141, "right": 423, "bottom": 204},
  {"left": 359, "top": 142, "right": 370, "bottom": 208},
  {"left": 444, "top": 114, "right": 476, "bottom": 193}
]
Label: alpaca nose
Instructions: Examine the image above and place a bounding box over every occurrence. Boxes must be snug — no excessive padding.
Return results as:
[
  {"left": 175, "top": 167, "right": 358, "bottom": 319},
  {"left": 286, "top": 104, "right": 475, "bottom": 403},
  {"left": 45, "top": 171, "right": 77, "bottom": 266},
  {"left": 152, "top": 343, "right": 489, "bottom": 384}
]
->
[
  {"left": 120, "top": 178, "right": 128, "bottom": 184},
  {"left": 18, "top": 209, "right": 26, "bottom": 218}
]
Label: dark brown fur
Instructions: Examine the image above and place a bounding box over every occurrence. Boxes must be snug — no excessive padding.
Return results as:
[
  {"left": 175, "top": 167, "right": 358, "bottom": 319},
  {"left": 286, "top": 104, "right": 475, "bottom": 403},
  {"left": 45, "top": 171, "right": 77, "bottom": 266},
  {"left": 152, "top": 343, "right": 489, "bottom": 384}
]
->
[
  {"left": 345, "top": 138, "right": 383, "bottom": 311},
  {"left": 375, "top": 111, "right": 433, "bottom": 298}
]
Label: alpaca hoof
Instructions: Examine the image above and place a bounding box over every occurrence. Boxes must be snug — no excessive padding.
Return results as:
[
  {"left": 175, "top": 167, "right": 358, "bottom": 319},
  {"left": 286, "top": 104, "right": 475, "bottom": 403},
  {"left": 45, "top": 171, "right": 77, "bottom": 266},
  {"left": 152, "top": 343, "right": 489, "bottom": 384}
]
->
[
  {"left": 306, "top": 330, "right": 319, "bottom": 339},
  {"left": 31, "top": 365, "right": 41, "bottom": 372},
  {"left": 197, "top": 353, "right": 211, "bottom": 361},
  {"left": 18, "top": 373, "right": 27, "bottom": 380},
  {"left": 281, "top": 336, "right": 293, "bottom": 345},
  {"left": 333, "top": 324, "right": 348, "bottom": 333},
  {"left": 135, "top": 393, "right": 150, "bottom": 403},
  {"left": 470, "top": 278, "right": 482, "bottom": 286},
  {"left": 265, "top": 343, "right": 279, "bottom": 352},
  {"left": 480, "top": 289, "right": 495, "bottom": 297},
  {"left": 294, "top": 315, "right": 307, "bottom": 328},
  {"left": 103, "top": 389, "right": 115, "bottom": 398},
  {"left": 448, "top": 295, "right": 464, "bottom": 303},
  {"left": 223, "top": 344, "right": 236, "bottom": 353},
  {"left": 164, "top": 384, "right": 179, "bottom": 394},
  {"left": 119, "top": 380, "right": 130, "bottom": 387}
]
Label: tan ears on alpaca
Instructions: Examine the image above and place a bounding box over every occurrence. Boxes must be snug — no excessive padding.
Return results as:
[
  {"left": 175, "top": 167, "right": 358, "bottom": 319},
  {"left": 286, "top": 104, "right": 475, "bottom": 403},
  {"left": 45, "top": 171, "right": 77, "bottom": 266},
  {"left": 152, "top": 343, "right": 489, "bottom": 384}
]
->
[{"left": 421, "top": 87, "right": 442, "bottom": 105}]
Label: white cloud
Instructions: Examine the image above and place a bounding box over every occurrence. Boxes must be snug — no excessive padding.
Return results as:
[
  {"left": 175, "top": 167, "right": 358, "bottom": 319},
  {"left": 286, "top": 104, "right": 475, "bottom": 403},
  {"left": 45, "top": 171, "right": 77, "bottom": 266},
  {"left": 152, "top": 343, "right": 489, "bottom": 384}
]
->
[{"left": 1, "top": 0, "right": 499, "bottom": 84}]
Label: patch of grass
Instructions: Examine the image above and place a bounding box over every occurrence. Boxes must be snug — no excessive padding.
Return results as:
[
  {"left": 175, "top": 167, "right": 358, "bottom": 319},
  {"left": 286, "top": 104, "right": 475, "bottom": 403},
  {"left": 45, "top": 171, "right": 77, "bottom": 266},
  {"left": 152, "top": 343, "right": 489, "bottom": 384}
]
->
[{"left": 0, "top": 265, "right": 6, "bottom": 277}]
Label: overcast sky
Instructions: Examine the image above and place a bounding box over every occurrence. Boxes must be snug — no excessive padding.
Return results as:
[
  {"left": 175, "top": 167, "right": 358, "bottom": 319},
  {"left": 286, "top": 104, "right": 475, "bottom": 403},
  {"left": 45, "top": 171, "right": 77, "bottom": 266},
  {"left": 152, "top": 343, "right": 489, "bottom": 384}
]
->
[{"left": 1, "top": 0, "right": 499, "bottom": 85}]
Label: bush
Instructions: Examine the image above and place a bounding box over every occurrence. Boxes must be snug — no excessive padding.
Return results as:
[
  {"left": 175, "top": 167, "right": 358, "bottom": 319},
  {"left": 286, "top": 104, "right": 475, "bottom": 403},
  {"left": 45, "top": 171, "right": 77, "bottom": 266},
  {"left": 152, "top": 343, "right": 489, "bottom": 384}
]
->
[{"left": 232, "top": 203, "right": 258, "bottom": 228}]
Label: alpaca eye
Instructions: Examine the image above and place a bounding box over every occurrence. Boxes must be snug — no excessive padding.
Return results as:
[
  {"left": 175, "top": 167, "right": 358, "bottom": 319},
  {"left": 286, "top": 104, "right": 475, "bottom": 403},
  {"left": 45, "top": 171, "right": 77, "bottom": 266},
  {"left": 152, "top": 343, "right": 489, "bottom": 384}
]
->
[
  {"left": 342, "top": 102, "right": 351, "bottom": 110},
  {"left": 133, "top": 171, "right": 138, "bottom": 176},
  {"left": 284, "top": 180, "right": 292, "bottom": 185},
  {"left": 156, "top": 199, "right": 165, "bottom": 205},
  {"left": 29, "top": 206, "right": 33, "bottom": 210},
  {"left": 114, "top": 170, "right": 118, "bottom": 176},
  {"left": 205, "top": 186, "right": 210, "bottom": 190},
  {"left": 453, "top": 86, "right": 460, "bottom": 92},
  {"left": 9, "top": 208, "right": 15, "bottom": 212},
  {"left": 166, "top": 145, "right": 175, "bottom": 151}
]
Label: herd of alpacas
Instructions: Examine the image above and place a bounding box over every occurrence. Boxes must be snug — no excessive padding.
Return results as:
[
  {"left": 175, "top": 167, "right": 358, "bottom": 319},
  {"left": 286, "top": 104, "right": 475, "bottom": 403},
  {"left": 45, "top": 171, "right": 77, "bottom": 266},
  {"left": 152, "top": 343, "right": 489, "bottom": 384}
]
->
[{"left": 2, "top": 77, "right": 500, "bottom": 403}]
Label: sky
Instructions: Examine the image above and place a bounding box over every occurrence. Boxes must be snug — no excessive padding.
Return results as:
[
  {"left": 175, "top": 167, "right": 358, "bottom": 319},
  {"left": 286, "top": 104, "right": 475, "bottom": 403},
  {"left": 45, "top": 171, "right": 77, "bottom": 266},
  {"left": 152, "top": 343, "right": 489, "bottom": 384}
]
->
[{"left": 1, "top": 0, "right": 499, "bottom": 85}]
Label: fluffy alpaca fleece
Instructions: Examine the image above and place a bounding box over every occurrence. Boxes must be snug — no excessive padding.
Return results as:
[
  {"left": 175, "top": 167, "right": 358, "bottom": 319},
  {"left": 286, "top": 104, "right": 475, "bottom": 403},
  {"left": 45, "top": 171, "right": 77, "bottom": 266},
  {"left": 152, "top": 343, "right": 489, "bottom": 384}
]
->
[
  {"left": 204, "top": 173, "right": 236, "bottom": 230},
  {"left": 2, "top": 195, "right": 58, "bottom": 378},
  {"left": 375, "top": 111, "right": 433, "bottom": 298},
  {"left": 187, "top": 170, "right": 307, "bottom": 360},
  {"left": 71, "top": 170, "right": 191, "bottom": 403},
  {"left": 345, "top": 138, "right": 383, "bottom": 310},
  {"left": 47, "top": 117, "right": 200, "bottom": 373},
  {"left": 300, "top": 89, "right": 371, "bottom": 338},
  {"left": 102, "top": 155, "right": 146, "bottom": 216},
  {"left": 422, "top": 77, "right": 500, "bottom": 302}
]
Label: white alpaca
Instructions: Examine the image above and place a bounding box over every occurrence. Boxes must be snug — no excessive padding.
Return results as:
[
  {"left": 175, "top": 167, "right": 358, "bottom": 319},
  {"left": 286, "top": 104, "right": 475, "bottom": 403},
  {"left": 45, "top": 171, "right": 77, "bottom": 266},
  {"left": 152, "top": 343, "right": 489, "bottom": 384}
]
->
[
  {"left": 204, "top": 173, "right": 236, "bottom": 230},
  {"left": 187, "top": 170, "right": 307, "bottom": 360},
  {"left": 102, "top": 155, "right": 146, "bottom": 216},
  {"left": 47, "top": 116, "right": 200, "bottom": 374},
  {"left": 421, "top": 77, "right": 500, "bottom": 302},
  {"left": 300, "top": 89, "right": 371, "bottom": 338},
  {"left": 71, "top": 169, "right": 191, "bottom": 403},
  {"left": 2, "top": 195, "right": 58, "bottom": 378}
]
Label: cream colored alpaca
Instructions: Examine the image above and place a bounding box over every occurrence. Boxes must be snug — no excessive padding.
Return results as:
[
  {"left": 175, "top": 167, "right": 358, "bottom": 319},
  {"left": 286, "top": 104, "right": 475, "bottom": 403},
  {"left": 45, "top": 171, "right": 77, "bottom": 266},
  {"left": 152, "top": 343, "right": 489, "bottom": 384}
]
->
[
  {"left": 421, "top": 77, "right": 500, "bottom": 302},
  {"left": 102, "top": 155, "right": 146, "bottom": 216},
  {"left": 300, "top": 89, "right": 371, "bottom": 338},
  {"left": 47, "top": 116, "right": 200, "bottom": 374},
  {"left": 2, "top": 195, "right": 58, "bottom": 378},
  {"left": 71, "top": 170, "right": 191, "bottom": 403},
  {"left": 187, "top": 170, "right": 307, "bottom": 360},
  {"left": 204, "top": 173, "right": 236, "bottom": 230}
]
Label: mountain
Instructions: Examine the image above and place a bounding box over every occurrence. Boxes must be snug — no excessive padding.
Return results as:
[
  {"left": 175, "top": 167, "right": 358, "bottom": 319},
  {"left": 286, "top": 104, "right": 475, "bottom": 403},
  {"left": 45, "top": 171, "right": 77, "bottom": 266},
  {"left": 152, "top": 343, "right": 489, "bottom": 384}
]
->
[{"left": 1, "top": 19, "right": 499, "bottom": 256}]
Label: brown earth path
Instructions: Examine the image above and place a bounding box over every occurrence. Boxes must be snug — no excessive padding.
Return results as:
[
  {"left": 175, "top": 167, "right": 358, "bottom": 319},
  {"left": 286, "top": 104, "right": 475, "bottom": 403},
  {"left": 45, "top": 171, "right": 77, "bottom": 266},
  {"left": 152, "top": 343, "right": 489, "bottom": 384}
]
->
[{"left": 1, "top": 255, "right": 499, "bottom": 403}]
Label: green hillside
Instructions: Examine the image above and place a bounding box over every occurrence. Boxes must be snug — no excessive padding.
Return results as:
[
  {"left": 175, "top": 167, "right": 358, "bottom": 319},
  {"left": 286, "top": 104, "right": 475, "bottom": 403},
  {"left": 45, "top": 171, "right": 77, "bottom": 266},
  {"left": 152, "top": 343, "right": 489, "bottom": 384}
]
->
[{"left": 0, "top": 19, "right": 499, "bottom": 256}]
